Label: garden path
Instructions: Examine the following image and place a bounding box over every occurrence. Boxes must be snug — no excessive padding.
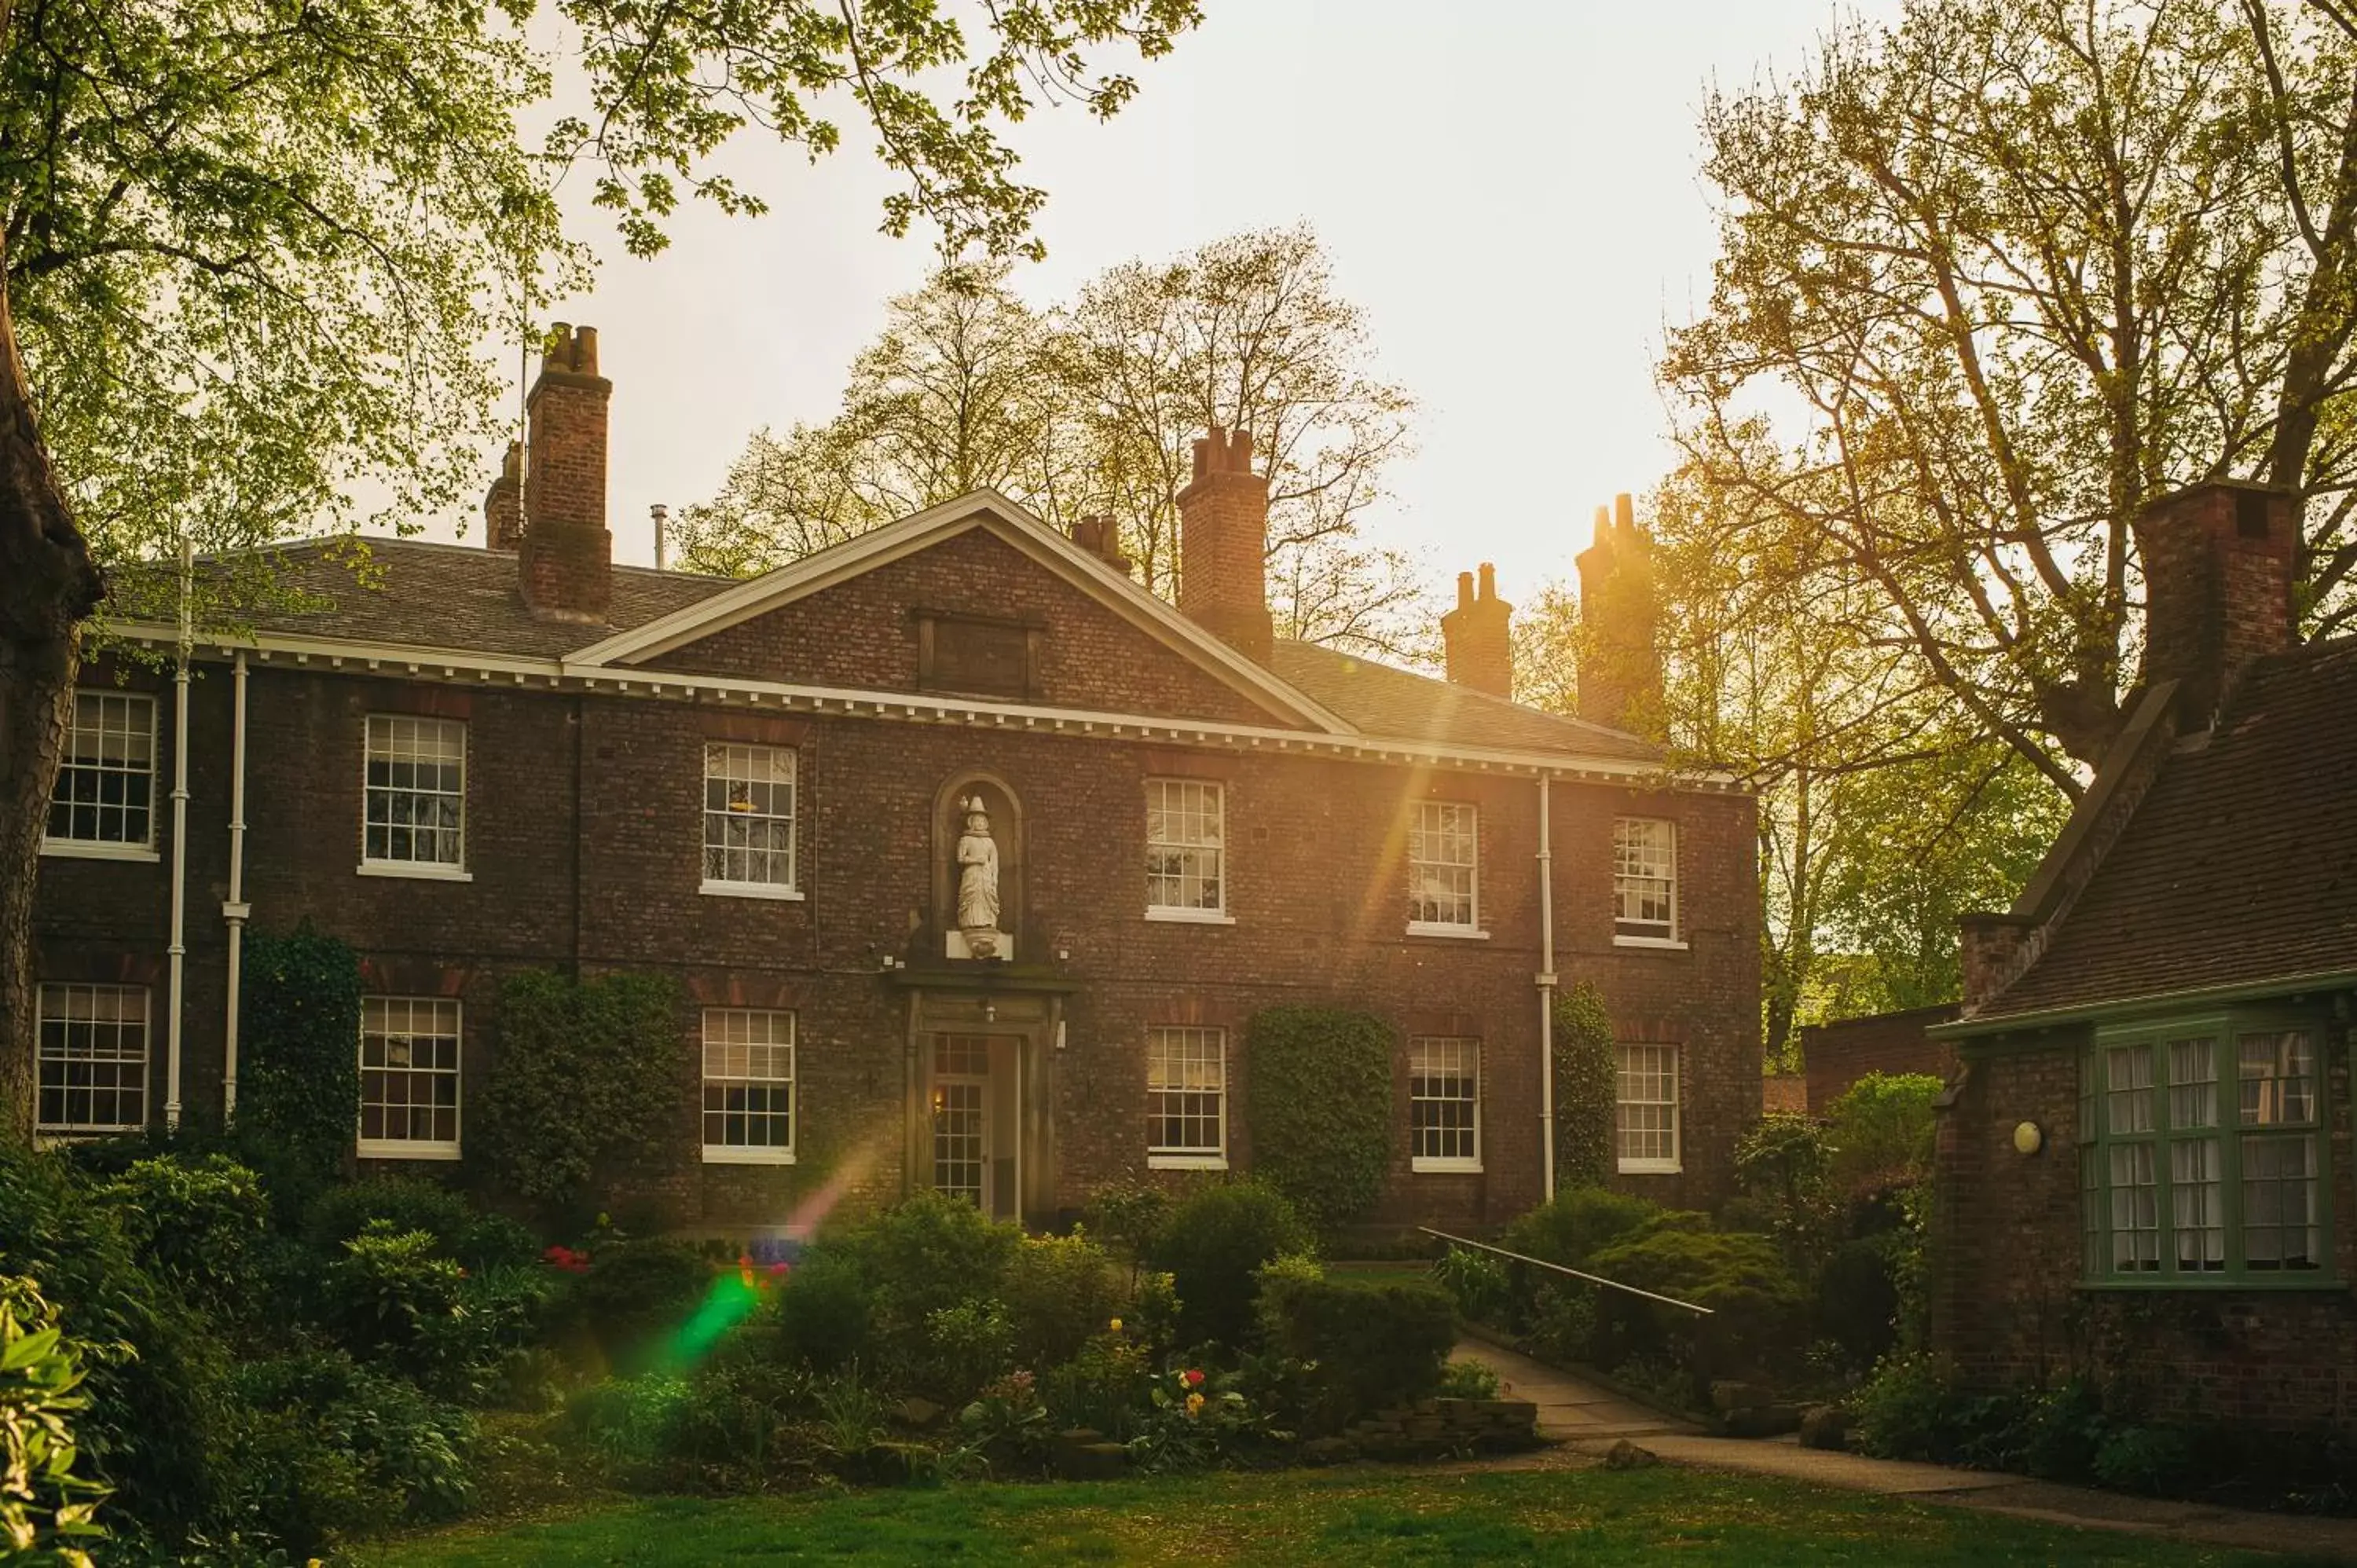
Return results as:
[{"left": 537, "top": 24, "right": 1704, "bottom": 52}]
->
[{"left": 1450, "top": 1339, "right": 2357, "bottom": 1561}]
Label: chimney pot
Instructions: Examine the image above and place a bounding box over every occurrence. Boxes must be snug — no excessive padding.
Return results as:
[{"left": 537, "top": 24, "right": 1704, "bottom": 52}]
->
[
  {"left": 2134, "top": 480, "right": 2295, "bottom": 725},
  {"left": 483, "top": 440, "right": 524, "bottom": 551},
  {"left": 1442, "top": 563, "right": 1515, "bottom": 698},
  {"left": 1575, "top": 495, "right": 1663, "bottom": 733},
  {"left": 1176, "top": 425, "right": 1274, "bottom": 661},
  {"left": 518, "top": 321, "right": 614, "bottom": 623}
]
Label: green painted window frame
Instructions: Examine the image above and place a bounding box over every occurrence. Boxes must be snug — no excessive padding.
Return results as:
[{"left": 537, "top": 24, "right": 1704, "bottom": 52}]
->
[{"left": 2079, "top": 1007, "right": 2337, "bottom": 1289}]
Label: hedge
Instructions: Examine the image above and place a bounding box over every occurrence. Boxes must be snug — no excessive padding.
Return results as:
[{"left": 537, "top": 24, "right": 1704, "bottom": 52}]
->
[{"left": 1241, "top": 1006, "right": 1391, "bottom": 1229}]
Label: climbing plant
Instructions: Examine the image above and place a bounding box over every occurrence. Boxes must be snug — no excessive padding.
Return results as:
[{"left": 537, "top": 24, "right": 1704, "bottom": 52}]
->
[
  {"left": 1241, "top": 1007, "right": 1391, "bottom": 1231},
  {"left": 236, "top": 922, "right": 364, "bottom": 1212},
  {"left": 471, "top": 971, "right": 684, "bottom": 1217},
  {"left": 1552, "top": 982, "right": 1616, "bottom": 1189}
]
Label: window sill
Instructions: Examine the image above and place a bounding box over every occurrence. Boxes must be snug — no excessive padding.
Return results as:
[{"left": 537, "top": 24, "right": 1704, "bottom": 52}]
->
[
  {"left": 1406, "top": 922, "right": 1490, "bottom": 940},
  {"left": 40, "top": 840, "right": 160, "bottom": 863},
  {"left": 2078, "top": 1274, "right": 2344, "bottom": 1292},
  {"left": 36, "top": 1127, "right": 141, "bottom": 1146},
  {"left": 1618, "top": 1158, "right": 1682, "bottom": 1175},
  {"left": 701, "top": 881, "right": 805, "bottom": 902},
  {"left": 702, "top": 1146, "right": 798, "bottom": 1166},
  {"left": 1412, "top": 1158, "right": 1483, "bottom": 1174},
  {"left": 1148, "top": 1152, "right": 1230, "bottom": 1171},
  {"left": 357, "top": 862, "right": 473, "bottom": 883},
  {"left": 358, "top": 1141, "right": 461, "bottom": 1161},
  {"left": 1145, "top": 908, "right": 1236, "bottom": 926},
  {"left": 1614, "top": 935, "right": 1688, "bottom": 951}
]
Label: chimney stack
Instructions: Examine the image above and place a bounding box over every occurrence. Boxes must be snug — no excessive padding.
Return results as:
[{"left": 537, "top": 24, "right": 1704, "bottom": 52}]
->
[
  {"left": 651, "top": 504, "right": 669, "bottom": 572},
  {"left": 483, "top": 441, "right": 523, "bottom": 551},
  {"left": 1441, "top": 562, "right": 1514, "bottom": 698},
  {"left": 516, "top": 322, "right": 613, "bottom": 624},
  {"left": 2134, "top": 481, "right": 2296, "bottom": 726},
  {"left": 1069, "top": 514, "right": 1134, "bottom": 577},
  {"left": 1574, "top": 493, "right": 1662, "bottom": 732},
  {"left": 1176, "top": 426, "right": 1274, "bottom": 661}
]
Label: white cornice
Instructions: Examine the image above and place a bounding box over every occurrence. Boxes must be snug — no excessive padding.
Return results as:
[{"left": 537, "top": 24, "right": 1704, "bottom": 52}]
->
[
  {"left": 109, "top": 622, "right": 1740, "bottom": 790},
  {"left": 564, "top": 489, "right": 1357, "bottom": 736}
]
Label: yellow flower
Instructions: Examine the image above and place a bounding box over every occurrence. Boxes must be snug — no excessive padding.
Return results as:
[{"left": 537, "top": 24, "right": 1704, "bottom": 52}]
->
[
  {"left": 1184, "top": 1391, "right": 1205, "bottom": 1418},
  {"left": 1108, "top": 1317, "right": 1123, "bottom": 1333}
]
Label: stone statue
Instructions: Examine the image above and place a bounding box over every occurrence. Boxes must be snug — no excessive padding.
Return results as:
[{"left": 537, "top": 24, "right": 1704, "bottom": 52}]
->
[{"left": 955, "top": 795, "right": 1003, "bottom": 958}]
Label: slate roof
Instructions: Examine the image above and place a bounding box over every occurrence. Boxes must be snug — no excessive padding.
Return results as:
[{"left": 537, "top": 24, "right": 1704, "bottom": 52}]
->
[
  {"left": 1978, "top": 636, "right": 2357, "bottom": 1019},
  {"left": 200, "top": 537, "right": 1662, "bottom": 764}
]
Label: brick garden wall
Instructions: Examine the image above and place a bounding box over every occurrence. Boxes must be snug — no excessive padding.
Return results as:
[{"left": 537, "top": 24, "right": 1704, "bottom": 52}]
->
[{"left": 1802, "top": 1005, "right": 1959, "bottom": 1112}]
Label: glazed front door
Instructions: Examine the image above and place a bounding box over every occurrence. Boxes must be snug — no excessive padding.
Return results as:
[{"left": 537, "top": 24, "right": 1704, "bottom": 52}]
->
[{"left": 929, "top": 1033, "right": 1021, "bottom": 1222}]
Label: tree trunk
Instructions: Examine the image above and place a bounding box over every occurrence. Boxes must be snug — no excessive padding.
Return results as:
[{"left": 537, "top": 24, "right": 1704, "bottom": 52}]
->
[{"left": 0, "top": 227, "right": 107, "bottom": 1147}]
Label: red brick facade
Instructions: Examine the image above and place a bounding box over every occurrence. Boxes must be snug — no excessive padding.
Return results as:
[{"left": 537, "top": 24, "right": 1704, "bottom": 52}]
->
[{"left": 35, "top": 530, "right": 1758, "bottom": 1234}]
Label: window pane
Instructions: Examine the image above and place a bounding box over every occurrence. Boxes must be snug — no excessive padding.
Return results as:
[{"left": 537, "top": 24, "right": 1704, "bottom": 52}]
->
[
  {"left": 1145, "top": 782, "right": 1225, "bottom": 912},
  {"left": 1148, "top": 1027, "right": 1225, "bottom": 1156},
  {"left": 2106, "top": 1046, "right": 2154, "bottom": 1135},
  {"left": 702, "top": 1009, "right": 795, "bottom": 1152},
  {"left": 1409, "top": 1036, "right": 1480, "bottom": 1162},
  {"left": 2241, "top": 1134, "right": 2321, "bottom": 1270},
  {"left": 2107, "top": 1142, "right": 2159, "bottom": 1271},
  {"left": 1612, "top": 819, "right": 1676, "bottom": 938},
  {"left": 36, "top": 984, "right": 150, "bottom": 1133},
  {"left": 46, "top": 694, "right": 156, "bottom": 847},
  {"left": 2238, "top": 1031, "right": 2316, "bottom": 1127},
  {"left": 702, "top": 745, "right": 797, "bottom": 888},
  {"left": 1615, "top": 1043, "right": 1679, "bottom": 1165},
  {"left": 1407, "top": 804, "right": 1478, "bottom": 927},
  {"left": 363, "top": 716, "right": 466, "bottom": 866},
  {"left": 2170, "top": 1137, "right": 2224, "bottom": 1271},
  {"left": 359, "top": 997, "right": 462, "bottom": 1150},
  {"left": 2166, "top": 1037, "right": 2217, "bottom": 1130}
]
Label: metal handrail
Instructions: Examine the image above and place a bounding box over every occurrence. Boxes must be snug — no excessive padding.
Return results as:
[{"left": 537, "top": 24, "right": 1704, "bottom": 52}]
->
[{"left": 1419, "top": 1227, "right": 1714, "bottom": 1317}]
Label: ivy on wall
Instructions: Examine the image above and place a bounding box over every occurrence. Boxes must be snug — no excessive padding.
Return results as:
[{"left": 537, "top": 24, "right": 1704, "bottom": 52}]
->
[
  {"left": 1242, "top": 1006, "right": 1392, "bottom": 1230},
  {"left": 236, "top": 921, "right": 363, "bottom": 1212},
  {"left": 1552, "top": 981, "right": 1617, "bottom": 1189},
  {"left": 471, "top": 970, "right": 684, "bottom": 1217}
]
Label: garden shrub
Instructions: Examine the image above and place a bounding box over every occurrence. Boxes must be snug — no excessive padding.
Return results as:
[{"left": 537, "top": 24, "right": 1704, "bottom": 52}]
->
[
  {"left": 236, "top": 922, "right": 364, "bottom": 1215},
  {"left": 304, "top": 1174, "right": 475, "bottom": 1258},
  {"left": 1813, "top": 1236, "right": 1901, "bottom": 1369},
  {"left": 1436, "top": 1357, "right": 1501, "bottom": 1400},
  {"left": 0, "top": 1277, "right": 107, "bottom": 1562},
  {"left": 570, "top": 1358, "right": 813, "bottom": 1492},
  {"left": 1498, "top": 1185, "right": 1659, "bottom": 1269},
  {"left": 914, "top": 1299, "right": 1016, "bottom": 1405},
  {"left": 562, "top": 1240, "right": 713, "bottom": 1369},
  {"left": 1142, "top": 1181, "right": 1315, "bottom": 1350},
  {"left": 1080, "top": 1180, "right": 1170, "bottom": 1269},
  {"left": 1431, "top": 1245, "right": 1509, "bottom": 1326},
  {"left": 830, "top": 1192, "right": 1021, "bottom": 1350},
  {"left": 769, "top": 1252, "right": 874, "bottom": 1372},
  {"left": 106, "top": 1153, "right": 269, "bottom": 1319},
  {"left": 1849, "top": 1351, "right": 1970, "bottom": 1462},
  {"left": 320, "top": 1224, "right": 466, "bottom": 1379},
  {"left": 1824, "top": 1072, "right": 1943, "bottom": 1197},
  {"left": 1585, "top": 1223, "right": 1806, "bottom": 1377},
  {"left": 0, "top": 1147, "right": 223, "bottom": 1543},
  {"left": 1550, "top": 983, "right": 1617, "bottom": 1189},
  {"left": 471, "top": 969, "right": 685, "bottom": 1216},
  {"left": 1254, "top": 1270, "right": 1456, "bottom": 1434},
  {"left": 1241, "top": 1007, "right": 1391, "bottom": 1229},
  {"left": 1001, "top": 1231, "right": 1125, "bottom": 1371},
  {"left": 455, "top": 1211, "right": 544, "bottom": 1273}
]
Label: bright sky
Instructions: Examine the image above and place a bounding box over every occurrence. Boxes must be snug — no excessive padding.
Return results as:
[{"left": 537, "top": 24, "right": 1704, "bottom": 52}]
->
[{"left": 478, "top": 1, "right": 1898, "bottom": 606}]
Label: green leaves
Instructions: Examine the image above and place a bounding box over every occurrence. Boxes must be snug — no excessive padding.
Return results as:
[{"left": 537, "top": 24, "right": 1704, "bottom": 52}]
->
[
  {"left": 1551, "top": 983, "right": 1616, "bottom": 1192},
  {"left": 1241, "top": 1006, "right": 1391, "bottom": 1233},
  {"left": 0, "top": 1280, "right": 108, "bottom": 1566}
]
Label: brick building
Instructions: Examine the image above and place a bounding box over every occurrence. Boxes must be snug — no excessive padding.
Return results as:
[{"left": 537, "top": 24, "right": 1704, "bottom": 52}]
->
[
  {"left": 1799, "top": 1004, "right": 1959, "bottom": 1112},
  {"left": 33, "top": 327, "right": 1759, "bottom": 1232},
  {"left": 1930, "top": 481, "right": 2357, "bottom": 1429}
]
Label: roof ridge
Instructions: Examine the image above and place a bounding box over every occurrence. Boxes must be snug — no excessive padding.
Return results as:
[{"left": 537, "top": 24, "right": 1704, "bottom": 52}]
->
[
  {"left": 195, "top": 531, "right": 735, "bottom": 584},
  {"left": 1274, "top": 637, "right": 1653, "bottom": 744}
]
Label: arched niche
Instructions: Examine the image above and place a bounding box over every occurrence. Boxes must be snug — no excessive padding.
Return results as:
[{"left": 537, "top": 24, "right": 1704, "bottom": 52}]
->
[{"left": 931, "top": 771, "right": 1025, "bottom": 961}]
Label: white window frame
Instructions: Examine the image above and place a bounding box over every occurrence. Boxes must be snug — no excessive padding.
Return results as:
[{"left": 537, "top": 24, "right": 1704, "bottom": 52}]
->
[
  {"left": 1613, "top": 817, "right": 1682, "bottom": 947},
  {"left": 1409, "top": 1035, "right": 1483, "bottom": 1172},
  {"left": 358, "top": 997, "right": 463, "bottom": 1160},
  {"left": 1147, "top": 1026, "right": 1228, "bottom": 1169},
  {"left": 1616, "top": 1042, "right": 1681, "bottom": 1174},
  {"left": 42, "top": 691, "right": 159, "bottom": 861},
  {"left": 700, "top": 743, "right": 804, "bottom": 900},
  {"left": 1406, "top": 800, "right": 1486, "bottom": 937},
  {"left": 35, "top": 983, "right": 150, "bottom": 1136},
  {"left": 1144, "top": 778, "right": 1235, "bottom": 924},
  {"left": 702, "top": 1009, "right": 797, "bottom": 1164},
  {"left": 359, "top": 715, "right": 472, "bottom": 881}
]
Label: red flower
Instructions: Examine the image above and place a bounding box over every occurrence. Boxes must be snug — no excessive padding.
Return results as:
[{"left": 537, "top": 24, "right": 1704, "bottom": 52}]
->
[{"left": 1183, "top": 1368, "right": 1205, "bottom": 1387}]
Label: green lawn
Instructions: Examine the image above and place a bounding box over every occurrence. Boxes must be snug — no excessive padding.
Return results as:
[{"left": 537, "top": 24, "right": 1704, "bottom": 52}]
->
[{"left": 371, "top": 1466, "right": 2310, "bottom": 1566}]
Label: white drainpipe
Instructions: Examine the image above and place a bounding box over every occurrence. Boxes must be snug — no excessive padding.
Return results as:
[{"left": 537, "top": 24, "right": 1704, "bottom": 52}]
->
[
  {"left": 1537, "top": 772, "right": 1558, "bottom": 1203},
  {"left": 164, "top": 540, "right": 192, "bottom": 1127},
  {"left": 221, "top": 650, "right": 251, "bottom": 1119}
]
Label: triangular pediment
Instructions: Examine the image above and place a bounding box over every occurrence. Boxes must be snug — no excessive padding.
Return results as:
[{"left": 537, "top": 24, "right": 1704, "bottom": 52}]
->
[{"left": 569, "top": 490, "right": 1352, "bottom": 733}]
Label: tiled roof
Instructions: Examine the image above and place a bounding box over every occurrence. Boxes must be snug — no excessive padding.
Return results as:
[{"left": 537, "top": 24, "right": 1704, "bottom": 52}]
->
[
  {"left": 1981, "top": 637, "right": 2357, "bottom": 1018},
  {"left": 196, "top": 536, "right": 1661, "bottom": 764},
  {"left": 1268, "top": 642, "right": 1660, "bottom": 761},
  {"left": 224, "top": 537, "right": 734, "bottom": 659}
]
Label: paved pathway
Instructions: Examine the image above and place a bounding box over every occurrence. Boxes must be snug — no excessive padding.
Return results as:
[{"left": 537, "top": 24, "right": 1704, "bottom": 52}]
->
[{"left": 1451, "top": 1339, "right": 2357, "bottom": 1561}]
